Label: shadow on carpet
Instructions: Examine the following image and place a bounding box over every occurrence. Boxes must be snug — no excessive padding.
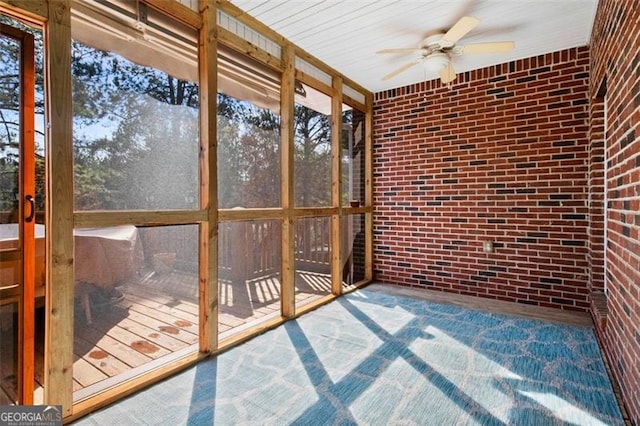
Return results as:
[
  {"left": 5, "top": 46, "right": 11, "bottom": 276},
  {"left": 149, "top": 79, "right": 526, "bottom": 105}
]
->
[{"left": 74, "top": 289, "right": 624, "bottom": 425}]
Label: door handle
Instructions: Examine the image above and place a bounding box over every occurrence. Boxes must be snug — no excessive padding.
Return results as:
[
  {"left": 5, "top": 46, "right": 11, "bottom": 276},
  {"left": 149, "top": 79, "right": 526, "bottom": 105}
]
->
[{"left": 25, "top": 195, "right": 35, "bottom": 223}]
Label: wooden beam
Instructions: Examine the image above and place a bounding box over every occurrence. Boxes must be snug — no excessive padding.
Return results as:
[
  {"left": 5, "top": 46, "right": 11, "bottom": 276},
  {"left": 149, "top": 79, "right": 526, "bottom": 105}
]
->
[
  {"left": 293, "top": 47, "right": 370, "bottom": 101},
  {"left": 293, "top": 207, "right": 339, "bottom": 217},
  {"left": 198, "top": 0, "right": 218, "bottom": 353},
  {"left": 294, "top": 69, "right": 332, "bottom": 96},
  {"left": 280, "top": 44, "right": 295, "bottom": 318},
  {"left": 215, "top": 0, "right": 286, "bottom": 46},
  {"left": 214, "top": 0, "right": 375, "bottom": 291},
  {"left": 364, "top": 93, "right": 374, "bottom": 281},
  {"left": 218, "top": 208, "right": 283, "bottom": 222},
  {"left": 217, "top": 292, "right": 345, "bottom": 352},
  {"left": 142, "top": 0, "right": 201, "bottom": 29},
  {"left": 218, "top": 27, "right": 282, "bottom": 72},
  {"left": 294, "top": 293, "right": 337, "bottom": 317},
  {"left": 217, "top": 315, "right": 285, "bottom": 352},
  {"left": 74, "top": 210, "right": 206, "bottom": 228},
  {"left": 216, "top": 0, "right": 370, "bottom": 100},
  {"left": 0, "top": 0, "right": 48, "bottom": 20},
  {"left": 330, "top": 75, "right": 343, "bottom": 296},
  {"left": 43, "top": 0, "right": 74, "bottom": 415},
  {"left": 341, "top": 95, "right": 367, "bottom": 116}
]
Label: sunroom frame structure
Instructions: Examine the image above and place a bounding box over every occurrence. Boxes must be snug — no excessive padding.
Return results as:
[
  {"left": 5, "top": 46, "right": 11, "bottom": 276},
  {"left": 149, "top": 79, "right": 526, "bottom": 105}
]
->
[{"left": 0, "top": 0, "right": 373, "bottom": 420}]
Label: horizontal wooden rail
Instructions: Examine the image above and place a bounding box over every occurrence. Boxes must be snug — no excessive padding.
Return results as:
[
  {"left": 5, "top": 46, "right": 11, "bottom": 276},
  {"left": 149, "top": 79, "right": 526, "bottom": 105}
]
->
[
  {"left": 74, "top": 210, "right": 207, "bottom": 228},
  {"left": 218, "top": 208, "right": 283, "bottom": 222}
]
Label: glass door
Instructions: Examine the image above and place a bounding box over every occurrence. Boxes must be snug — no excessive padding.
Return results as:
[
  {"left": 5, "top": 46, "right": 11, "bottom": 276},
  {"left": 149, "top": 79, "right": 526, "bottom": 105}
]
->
[{"left": 0, "top": 22, "right": 36, "bottom": 405}]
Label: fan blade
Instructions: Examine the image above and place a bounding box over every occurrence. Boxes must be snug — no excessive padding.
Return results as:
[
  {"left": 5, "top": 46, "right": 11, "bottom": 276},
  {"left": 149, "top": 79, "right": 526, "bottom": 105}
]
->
[
  {"left": 439, "top": 61, "right": 457, "bottom": 84},
  {"left": 377, "top": 48, "right": 421, "bottom": 54},
  {"left": 382, "top": 59, "right": 421, "bottom": 80},
  {"left": 441, "top": 16, "right": 480, "bottom": 46},
  {"left": 459, "top": 41, "right": 515, "bottom": 54}
]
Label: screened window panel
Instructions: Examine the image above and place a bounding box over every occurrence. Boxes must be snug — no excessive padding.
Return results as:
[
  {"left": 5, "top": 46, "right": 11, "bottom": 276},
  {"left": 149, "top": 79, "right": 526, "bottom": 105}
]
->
[
  {"left": 72, "top": 224, "right": 199, "bottom": 399},
  {"left": 71, "top": 39, "right": 200, "bottom": 211},
  {"left": 341, "top": 105, "right": 366, "bottom": 207},
  {"left": 218, "top": 219, "right": 282, "bottom": 336},
  {"left": 294, "top": 84, "right": 332, "bottom": 208},
  {"left": 295, "top": 216, "right": 331, "bottom": 308},
  {"left": 217, "top": 48, "right": 281, "bottom": 209},
  {"left": 341, "top": 214, "right": 366, "bottom": 287}
]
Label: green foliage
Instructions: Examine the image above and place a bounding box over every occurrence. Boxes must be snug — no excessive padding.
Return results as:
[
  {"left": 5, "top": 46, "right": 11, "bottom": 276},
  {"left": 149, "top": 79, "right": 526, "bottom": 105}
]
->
[
  {"left": 293, "top": 104, "right": 331, "bottom": 207},
  {"left": 70, "top": 41, "right": 201, "bottom": 210},
  {"left": 1, "top": 18, "right": 43, "bottom": 212},
  {"left": 1, "top": 20, "right": 336, "bottom": 213},
  {"left": 217, "top": 94, "right": 282, "bottom": 208}
]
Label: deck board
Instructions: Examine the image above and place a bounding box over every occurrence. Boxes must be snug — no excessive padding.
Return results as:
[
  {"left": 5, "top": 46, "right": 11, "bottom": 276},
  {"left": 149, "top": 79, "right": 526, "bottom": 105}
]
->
[
  {"left": 16, "top": 269, "right": 333, "bottom": 399},
  {"left": 74, "top": 330, "right": 152, "bottom": 368},
  {"left": 75, "top": 337, "right": 134, "bottom": 377},
  {"left": 109, "top": 315, "right": 190, "bottom": 353},
  {"left": 72, "top": 355, "right": 108, "bottom": 388},
  {"left": 82, "top": 312, "right": 173, "bottom": 360},
  {"left": 116, "top": 304, "right": 199, "bottom": 345},
  {"left": 122, "top": 290, "right": 199, "bottom": 324},
  {"left": 86, "top": 302, "right": 184, "bottom": 355}
]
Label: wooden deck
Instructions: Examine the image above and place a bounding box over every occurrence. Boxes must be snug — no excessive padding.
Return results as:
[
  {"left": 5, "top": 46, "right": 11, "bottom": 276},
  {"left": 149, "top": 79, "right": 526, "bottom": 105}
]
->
[
  {"left": 5, "top": 268, "right": 331, "bottom": 402},
  {"left": 0, "top": 267, "right": 338, "bottom": 404}
]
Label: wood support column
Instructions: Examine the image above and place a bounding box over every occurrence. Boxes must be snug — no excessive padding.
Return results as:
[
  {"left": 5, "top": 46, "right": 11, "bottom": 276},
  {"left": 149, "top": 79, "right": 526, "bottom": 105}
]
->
[
  {"left": 364, "top": 93, "right": 374, "bottom": 281},
  {"left": 280, "top": 45, "right": 295, "bottom": 318},
  {"left": 198, "top": 0, "right": 218, "bottom": 353},
  {"left": 43, "top": 0, "right": 73, "bottom": 414},
  {"left": 331, "top": 76, "right": 343, "bottom": 295}
]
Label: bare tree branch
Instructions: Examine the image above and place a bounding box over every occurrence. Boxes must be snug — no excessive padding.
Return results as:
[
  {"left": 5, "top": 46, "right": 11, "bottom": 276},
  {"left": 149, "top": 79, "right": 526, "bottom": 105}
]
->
[{"left": 0, "top": 109, "right": 14, "bottom": 145}]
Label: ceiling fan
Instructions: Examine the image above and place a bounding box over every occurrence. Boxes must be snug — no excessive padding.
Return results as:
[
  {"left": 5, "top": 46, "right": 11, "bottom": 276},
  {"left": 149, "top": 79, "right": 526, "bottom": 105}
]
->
[{"left": 378, "top": 16, "right": 514, "bottom": 84}]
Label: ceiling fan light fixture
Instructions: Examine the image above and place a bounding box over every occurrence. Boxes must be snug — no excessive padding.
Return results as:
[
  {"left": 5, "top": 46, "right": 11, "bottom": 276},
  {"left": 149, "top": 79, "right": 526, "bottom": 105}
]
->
[
  {"left": 377, "top": 17, "right": 514, "bottom": 85},
  {"left": 422, "top": 52, "right": 449, "bottom": 72}
]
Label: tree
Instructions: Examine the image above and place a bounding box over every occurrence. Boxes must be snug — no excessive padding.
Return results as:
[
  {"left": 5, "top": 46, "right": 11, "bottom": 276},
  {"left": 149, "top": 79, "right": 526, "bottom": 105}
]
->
[
  {"left": 0, "top": 17, "right": 46, "bottom": 214},
  {"left": 2, "top": 18, "right": 336, "bottom": 214},
  {"left": 293, "top": 104, "right": 331, "bottom": 207},
  {"left": 71, "top": 41, "right": 200, "bottom": 210},
  {"left": 217, "top": 98, "right": 281, "bottom": 209}
]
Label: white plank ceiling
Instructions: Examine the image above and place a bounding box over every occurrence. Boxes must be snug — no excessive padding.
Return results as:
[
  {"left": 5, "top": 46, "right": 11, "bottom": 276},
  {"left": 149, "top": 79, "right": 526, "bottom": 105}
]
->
[{"left": 228, "top": 0, "right": 598, "bottom": 93}]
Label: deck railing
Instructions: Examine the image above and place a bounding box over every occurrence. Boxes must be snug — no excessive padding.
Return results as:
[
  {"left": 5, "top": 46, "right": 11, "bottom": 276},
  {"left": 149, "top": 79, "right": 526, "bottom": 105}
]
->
[
  {"left": 137, "top": 218, "right": 345, "bottom": 282},
  {"left": 218, "top": 220, "right": 282, "bottom": 283},
  {"left": 5, "top": 213, "right": 356, "bottom": 284},
  {"left": 294, "top": 217, "right": 331, "bottom": 273},
  {"left": 218, "top": 218, "right": 334, "bottom": 281}
]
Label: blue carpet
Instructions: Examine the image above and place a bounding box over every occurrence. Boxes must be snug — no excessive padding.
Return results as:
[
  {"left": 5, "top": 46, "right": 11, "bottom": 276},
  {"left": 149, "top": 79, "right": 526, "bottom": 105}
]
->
[{"left": 75, "top": 289, "right": 623, "bottom": 425}]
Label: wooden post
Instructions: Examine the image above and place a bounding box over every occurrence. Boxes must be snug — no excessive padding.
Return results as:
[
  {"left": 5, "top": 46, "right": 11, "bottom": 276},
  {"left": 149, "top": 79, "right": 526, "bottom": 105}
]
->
[
  {"left": 198, "top": 0, "right": 218, "bottom": 353},
  {"left": 280, "top": 44, "right": 295, "bottom": 318},
  {"left": 43, "top": 0, "right": 74, "bottom": 415},
  {"left": 364, "top": 92, "right": 374, "bottom": 281},
  {"left": 331, "top": 76, "right": 343, "bottom": 295}
]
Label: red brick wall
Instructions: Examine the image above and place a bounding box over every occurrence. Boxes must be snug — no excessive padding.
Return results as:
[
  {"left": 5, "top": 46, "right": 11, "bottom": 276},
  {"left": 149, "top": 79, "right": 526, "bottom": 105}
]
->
[
  {"left": 590, "top": 0, "right": 640, "bottom": 423},
  {"left": 588, "top": 97, "right": 606, "bottom": 293},
  {"left": 373, "top": 46, "right": 591, "bottom": 311}
]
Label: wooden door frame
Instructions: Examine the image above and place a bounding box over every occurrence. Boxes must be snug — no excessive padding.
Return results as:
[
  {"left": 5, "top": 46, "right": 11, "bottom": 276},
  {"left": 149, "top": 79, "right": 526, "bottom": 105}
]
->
[{"left": 0, "top": 22, "right": 36, "bottom": 405}]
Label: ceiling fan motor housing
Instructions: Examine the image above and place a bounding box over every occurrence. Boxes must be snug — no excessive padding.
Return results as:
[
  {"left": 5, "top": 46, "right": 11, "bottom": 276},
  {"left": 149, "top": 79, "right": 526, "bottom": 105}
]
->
[
  {"left": 421, "top": 33, "right": 448, "bottom": 49},
  {"left": 423, "top": 51, "right": 450, "bottom": 71}
]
